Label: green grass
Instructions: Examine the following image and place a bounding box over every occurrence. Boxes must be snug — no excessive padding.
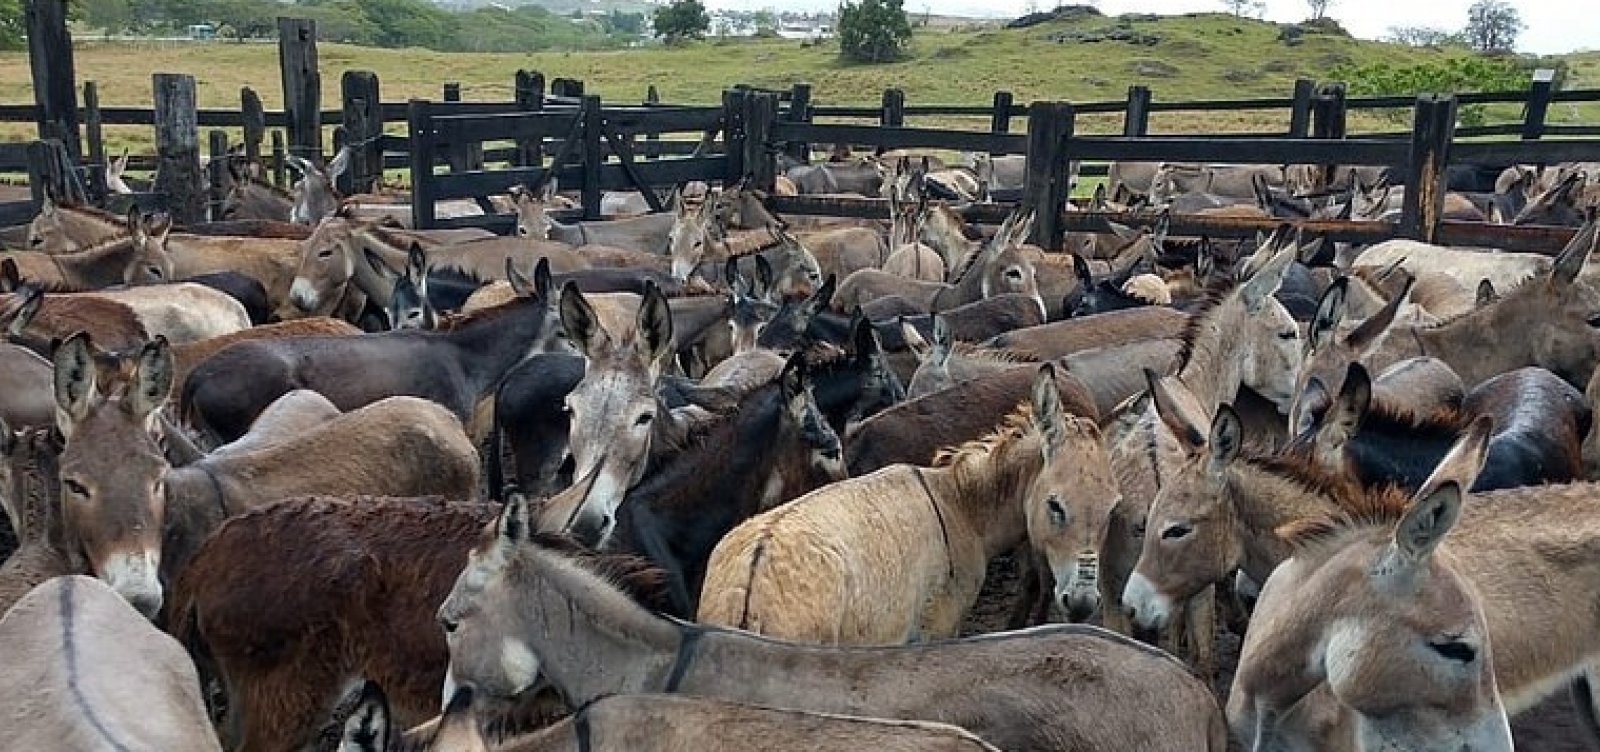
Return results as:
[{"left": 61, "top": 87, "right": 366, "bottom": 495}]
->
[{"left": 1, "top": 12, "right": 1594, "bottom": 160}]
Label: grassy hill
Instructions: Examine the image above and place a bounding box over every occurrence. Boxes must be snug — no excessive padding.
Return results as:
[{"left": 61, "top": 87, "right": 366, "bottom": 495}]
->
[{"left": 0, "top": 12, "right": 1592, "bottom": 154}]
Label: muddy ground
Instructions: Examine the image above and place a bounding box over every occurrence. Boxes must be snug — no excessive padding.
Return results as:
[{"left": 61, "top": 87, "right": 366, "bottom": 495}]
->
[{"left": 961, "top": 554, "right": 1594, "bottom": 752}]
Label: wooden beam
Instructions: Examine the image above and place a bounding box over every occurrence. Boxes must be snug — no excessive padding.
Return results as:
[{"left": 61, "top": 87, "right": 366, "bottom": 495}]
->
[
  {"left": 1123, "top": 86, "right": 1152, "bottom": 137},
  {"left": 82, "top": 80, "right": 106, "bottom": 203},
  {"left": 26, "top": 0, "right": 81, "bottom": 163},
  {"left": 1401, "top": 94, "right": 1457, "bottom": 243},
  {"left": 408, "top": 99, "right": 438, "bottom": 229},
  {"left": 276, "top": 17, "right": 322, "bottom": 161},
  {"left": 207, "top": 129, "right": 229, "bottom": 221},
  {"left": 990, "top": 91, "right": 1013, "bottom": 156},
  {"left": 241, "top": 86, "right": 266, "bottom": 168},
  {"left": 341, "top": 71, "right": 382, "bottom": 195},
  {"left": 1023, "top": 102, "right": 1075, "bottom": 250},
  {"left": 152, "top": 73, "right": 205, "bottom": 225},
  {"left": 580, "top": 95, "right": 602, "bottom": 220},
  {"left": 1287, "top": 78, "right": 1315, "bottom": 138},
  {"left": 514, "top": 70, "right": 546, "bottom": 168}
]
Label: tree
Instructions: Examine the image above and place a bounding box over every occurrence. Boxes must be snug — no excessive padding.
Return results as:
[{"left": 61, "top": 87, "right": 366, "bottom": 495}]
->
[
  {"left": 838, "top": 0, "right": 911, "bottom": 64},
  {"left": 82, "top": 0, "right": 133, "bottom": 33},
  {"left": 1464, "top": 0, "right": 1521, "bottom": 52},
  {"left": 1306, "top": 0, "right": 1331, "bottom": 20},
  {"left": 0, "top": 0, "right": 22, "bottom": 51},
  {"left": 652, "top": 0, "right": 708, "bottom": 44},
  {"left": 1221, "top": 0, "right": 1264, "bottom": 18},
  {"left": 1387, "top": 25, "right": 1461, "bottom": 47}
]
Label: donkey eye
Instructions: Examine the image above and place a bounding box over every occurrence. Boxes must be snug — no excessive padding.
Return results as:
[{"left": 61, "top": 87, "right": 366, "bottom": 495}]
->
[
  {"left": 635, "top": 413, "right": 655, "bottom": 426},
  {"left": 64, "top": 478, "right": 89, "bottom": 497},
  {"left": 1160, "top": 522, "right": 1192, "bottom": 540},
  {"left": 1586, "top": 314, "right": 1600, "bottom": 329},
  {"left": 1277, "top": 330, "right": 1297, "bottom": 340},
  {"left": 1429, "top": 639, "right": 1477, "bottom": 663},
  {"left": 1046, "top": 497, "right": 1068, "bottom": 528},
  {"left": 317, "top": 249, "right": 335, "bottom": 259}
]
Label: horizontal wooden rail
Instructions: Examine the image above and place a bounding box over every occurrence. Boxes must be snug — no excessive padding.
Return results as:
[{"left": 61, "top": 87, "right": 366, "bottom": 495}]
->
[
  {"left": 1064, "top": 136, "right": 1410, "bottom": 165},
  {"left": 771, "top": 122, "right": 1026, "bottom": 154}
]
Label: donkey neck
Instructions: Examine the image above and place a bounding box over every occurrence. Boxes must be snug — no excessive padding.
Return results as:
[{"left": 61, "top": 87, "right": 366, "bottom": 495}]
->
[
  {"left": 513, "top": 551, "right": 682, "bottom": 706},
  {"left": 159, "top": 464, "right": 236, "bottom": 586},
  {"left": 1411, "top": 302, "right": 1533, "bottom": 387},
  {"left": 439, "top": 299, "right": 549, "bottom": 389},
  {"left": 925, "top": 429, "right": 1042, "bottom": 562},
  {"left": 1174, "top": 301, "right": 1246, "bottom": 409},
  {"left": 1223, "top": 460, "right": 1345, "bottom": 584}
]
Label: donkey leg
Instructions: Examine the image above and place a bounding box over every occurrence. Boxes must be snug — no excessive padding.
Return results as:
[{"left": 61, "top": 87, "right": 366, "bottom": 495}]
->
[
  {"left": 1183, "top": 586, "right": 1218, "bottom": 681},
  {"left": 1006, "top": 547, "right": 1048, "bottom": 629}
]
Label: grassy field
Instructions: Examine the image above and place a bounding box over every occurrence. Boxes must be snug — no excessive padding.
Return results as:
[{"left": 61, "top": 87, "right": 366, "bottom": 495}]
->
[{"left": 0, "top": 12, "right": 1595, "bottom": 158}]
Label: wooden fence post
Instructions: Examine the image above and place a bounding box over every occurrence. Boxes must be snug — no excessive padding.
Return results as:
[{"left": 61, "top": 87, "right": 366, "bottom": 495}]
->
[
  {"left": 1401, "top": 94, "right": 1457, "bottom": 243},
  {"left": 881, "top": 88, "right": 905, "bottom": 128},
  {"left": 207, "top": 129, "right": 230, "bottom": 221},
  {"left": 26, "top": 0, "right": 81, "bottom": 164},
  {"left": 723, "top": 88, "right": 747, "bottom": 185},
  {"left": 644, "top": 85, "right": 661, "bottom": 161},
  {"left": 990, "top": 91, "right": 1013, "bottom": 156},
  {"left": 152, "top": 73, "right": 205, "bottom": 225},
  {"left": 440, "top": 82, "right": 483, "bottom": 172},
  {"left": 270, "top": 130, "right": 287, "bottom": 187},
  {"left": 580, "top": 95, "right": 602, "bottom": 220},
  {"left": 515, "top": 70, "right": 545, "bottom": 168},
  {"left": 1522, "top": 69, "right": 1556, "bottom": 141},
  {"left": 784, "top": 82, "right": 812, "bottom": 163},
  {"left": 1312, "top": 82, "right": 1347, "bottom": 188},
  {"left": 341, "top": 70, "right": 382, "bottom": 195},
  {"left": 1023, "top": 101, "right": 1074, "bottom": 251},
  {"left": 407, "top": 99, "right": 437, "bottom": 229},
  {"left": 1123, "top": 85, "right": 1152, "bottom": 137},
  {"left": 277, "top": 16, "right": 322, "bottom": 162},
  {"left": 1288, "top": 78, "right": 1316, "bottom": 138},
  {"left": 82, "top": 81, "right": 106, "bottom": 203},
  {"left": 744, "top": 91, "right": 779, "bottom": 192},
  {"left": 242, "top": 87, "right": 266, "bottom": 168},
  {"left": 552, "top": 78, "right": 584, "bottom": 98},
  {"left": 26, "top": 140, "right": 73, "bottom": 208}
]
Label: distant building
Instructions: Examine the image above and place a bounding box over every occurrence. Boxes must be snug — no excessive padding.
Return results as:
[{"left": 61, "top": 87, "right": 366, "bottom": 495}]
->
[{"left": 187, "top": 23, "right": 216, "bottom": 40}]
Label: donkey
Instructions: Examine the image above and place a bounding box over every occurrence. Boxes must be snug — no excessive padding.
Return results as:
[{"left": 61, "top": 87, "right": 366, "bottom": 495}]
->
[
  {"left": 0, "top": 424, "right": 73, "bottom": 614},
  {"left": 0, "top": 278, "right": 151, "bottom": 357},
  {"left": 1228, "top": 421, "right": 1512, "bottom": 751},
  {"left": 25, "top": 197, "right": 128, "bottom": 252},
  {"left": 332, "top": 685, "right": 1003, "bottom": 752},
  {"left": 56, "top": 335, "right": 481, "bottom": 617},
  {"left": 832, "top": 208, "right": 1042, "bottom": 318},
  {"left": 220, "top": 168, "right": 296, "bottom": 223},
  {"left": 511, "top": 181, "right": 676, "bottom": 252},
  {"left": 438, "top": 496, "right": 1228, "bottom": 752},
  {"left": 286, "top": 147, "right": 351, "bottom": 225},
  {"left": 182, "top": 284, "right": 567, "bottom": 443},
  {"left": 0, "top": 576, "right": 222, "bottom": 751},
  {"left": 701, "top": 365, "right": 1107, "bottom": 641},
  {"left": 126, "top": 211, "right": 305, "bottom": 312}
]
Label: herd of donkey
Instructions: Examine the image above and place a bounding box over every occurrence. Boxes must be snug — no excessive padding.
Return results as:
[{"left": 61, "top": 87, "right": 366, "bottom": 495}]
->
[{"left": 1, "top": 133, "right": 1600, "bottom": 751}]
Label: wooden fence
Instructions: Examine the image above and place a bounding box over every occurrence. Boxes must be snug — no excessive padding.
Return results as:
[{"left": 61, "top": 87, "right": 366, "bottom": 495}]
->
[{"left": 4, "top": 12, "right": 1600, "bottom": 253}]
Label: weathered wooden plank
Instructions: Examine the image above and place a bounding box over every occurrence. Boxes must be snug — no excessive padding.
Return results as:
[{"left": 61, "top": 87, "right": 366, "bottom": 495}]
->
[
  {"left": 770, "top": 122, "right": 1026, "bottom": 155},
  {"left": 153, "top": 74, "right": 205, "bottom": 225},
  {"left": 514, "top": 70, "right": 546, "bottom": 168},
  {"left": 1287, "top": 78, "right": 1315, "bottom": 138},
  {"left": 408, "top": 99, "right": 438, "bottom": 229},
  {"left": 1401, "top": 94, "right": 1457, "bottom": 243},
  {"left": 207, "top": 129, "right": 230, "bottom": 221},
  {"left": 83, "top": 81, "right": 106, "bottom": 203},
  {"left": 341, "top": 71, "right": 383, "bottom": 195},
  {"left": 242, "top": 87, "right": 266, "bottom": 166},
  {"left": 1023, "top": 102, "right": 1074, "bottom": 250},
  {"left": 1452, "top": 139, "right": 1600, "bottom": 165},
  {"left": 1123, "top": 86, "right": 1151, "bottom": 137},
  {"left": 989, "top": 91, "right": 1013, "bottom": 157},
  {"left": 277, "top": 17, "right": 322, "bottom": 161},
  {"left": 1062, "top": 137, "right": 1408, "bottom": 165},
  {"left": 26, "top": 0, "right": 81, "bottom": 162},
  {"left": 580, "top": 95, "right": 603, "bottom": 219},
  {"left": 430, "top": 156, "right": 726, "bottom": 202},
  {"left": 744, "top": 91, "right": 779, "bottom": 191}
]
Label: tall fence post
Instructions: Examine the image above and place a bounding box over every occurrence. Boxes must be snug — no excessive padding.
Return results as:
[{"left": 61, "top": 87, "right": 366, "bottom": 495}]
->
[
  {"left": 440, "top": 82, "right": 482, "bottom": 173},
  {"left": 744, "top": 91, "right": 779, "bottom": 193},
  {"left": 26, "top": 0, "right": 81, "bottom": 165},
  {"left": 878, "top": 88, "right": 905, "bottom": 157},
  {"left": 242, "top": 87, "right": 266, "bottom": 169},
  {"left": 82, "top": 81, "right": 106, "bottom": 203},
  {"left": 723, "top": 88, "right": 747, "bottom": 185},
  {"left": 1287, "top": 78, "right": 1316, "bottom": 138},
  {"left": 341, "top": 70, "right": 382, "bottom": 195},
  {"left": 408, "top": 99, "right": 437, "bottom": 230},
  {"left": 552, "top": 78, "right": 584, "bottom": 98},
  {"left": 270, "top": 130, "right": 287, "bottom": 187},
  {"left": 990, "top": 91, "right": 1013, "bottom": 156},
  {"left": 1312, "top": 82, "right": 1347, "bottom": 189},
  {"left": 1123, "top": 85, "right": 1152, "bottom": 137},
  {"left": 1401, "top": 94, "right": 1458, "bottom": 244},
  {"left": 515, "top": 70, "right": 545, "bottom": 168},
  {"left": 644, "top": 84, "right": 662, "bottom": 161},
  {"left": 26, "top": 140, "right": 73, "bottom": 208},
  {"left": 207, "top": 129, "right": 229, "bottom": 221},
  {"left": 580, "top": 95, "right": 603, "bottom": 220},
  {"left": 785, "top": 82, "right": 812, "bottom": 163},
  {"left": 1023, "top": 101, "right": 1074, "bottom": 251},
  {"left": 1522, "top": 69, "right": 1556, "bottom": 141},
  {"left": 277, "top": 16, "right": 322, "bottom": 162},
  {"left": 152, "top": 73, "right": 205, "bottom": 226}
]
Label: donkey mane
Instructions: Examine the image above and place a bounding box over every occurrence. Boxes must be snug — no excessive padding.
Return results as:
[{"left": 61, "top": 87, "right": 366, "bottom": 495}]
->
[
  {"left": 52, "top": 202, "right": 128, "bottom": 225},
  {"left": 1259, "top": 451, "right": 1413, "bottom": 554},
  {"left": 430, "top": 291, "right": 543, "bottom": 331},
  {"left": 948, "top": 341, "right": 1037, "bottom": 363},
  {"left": 511, "top": 533, "right": 676, "bottom": 618},
  {"left": 1173, "top": 276, "right": 1239, "bottom": 369},
  {"left": 1416, "top": 272, "right": 1539, "bottom": 331},
  {"left": 1357, "top": 399, "right": 1471, "bottom": 442},
  {"left": 240, "top": 176, "right": 295, "bottom": 201}
]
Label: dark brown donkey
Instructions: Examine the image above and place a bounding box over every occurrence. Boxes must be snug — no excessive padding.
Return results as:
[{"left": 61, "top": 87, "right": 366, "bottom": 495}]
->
[
  {"left": 166, "top": 496, "right": 672, "bottom": 752},
  {"left": 181, "top": 284, "right": 568, "bottom": 444},
  {"left": 0, "top": 423, "right": 74, "bottom": 615}
]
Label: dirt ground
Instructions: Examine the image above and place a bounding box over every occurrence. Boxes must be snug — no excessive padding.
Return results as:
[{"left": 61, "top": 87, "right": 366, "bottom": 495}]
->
[{"left": 961, "top": 553, "right": 1595, "bottom": 752}]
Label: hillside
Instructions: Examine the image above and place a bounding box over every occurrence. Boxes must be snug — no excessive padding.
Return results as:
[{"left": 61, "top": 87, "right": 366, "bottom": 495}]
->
[{"left": 0, "top": 12, "right": 1592, "bottom": 152}]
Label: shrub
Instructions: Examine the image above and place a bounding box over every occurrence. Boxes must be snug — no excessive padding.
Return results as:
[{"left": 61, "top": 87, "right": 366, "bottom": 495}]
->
[{"left": 838, "top": 0, "right": 912, "bottom": 64}]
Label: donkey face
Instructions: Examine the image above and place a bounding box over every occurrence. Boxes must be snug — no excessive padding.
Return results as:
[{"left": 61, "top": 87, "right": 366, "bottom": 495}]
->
[
  {"left": 763, "top": 355, "right": 847, "bottom": 508},
  {"left": 975, "top": 210, "right": 1044, "bottom": 316},
  {"left": 512, "top": 182, "right": 558, "bottom": 240},
  {"left": 124, "top": 211, "right": 176, "bottom": 286},
  {"left": 560, "top": 283, "right": 674, "bottom": 545},
  {"left": 287, "top": 147, "right": 349, "bottom": 225},
  {"left": 727, "top": 257, "right": 777, "bottom": 355},
  {"left": 1501, "top": 220, "right": 1600, "bottom": 386},
  {"left": 668, "top": 195, "right": 719, "bottom": 282},
  {"left": 54, "top": 335, "right": 173, "bottom": 619},
  {"left": 1289, "top": 274, "right": 1412, "bottom": 434},
  {"left": 439, "top": 495, "right": 542, "bottom": 702},
  {"left": 1024, "top": 365, "right": 1119, "bottom": 622},
  {"left": 1124, "top": 390, "right": 1246, "bottom": 631},
  {"left": 289, "top": 216, "right": 360, "bottom": 314},
  {"left": 1513, "top": 171, "right": 1588, "bottom": 227},
  {"left": 25, "top": 196, "right": 71, "bottom": 251}
]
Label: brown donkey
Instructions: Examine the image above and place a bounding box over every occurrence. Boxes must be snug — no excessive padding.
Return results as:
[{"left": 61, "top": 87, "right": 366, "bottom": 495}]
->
[
  {"left": 55, "top": 334, "right": 480, "bottom": 618},
  {"left": 0, "top": 423, "right": 74, "bottom": 615},
  {"left": 699, "top": 365, "right": 1118, "bottom": 642},
  {"left": 438, "top": 495, "right": 1227, "bottom": 752}
]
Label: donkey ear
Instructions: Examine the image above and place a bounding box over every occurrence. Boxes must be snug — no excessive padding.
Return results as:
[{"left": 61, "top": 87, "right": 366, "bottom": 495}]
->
[
  {"left": 931, "top": 315, "right": 953, "bottom": 369},
  {"left": 559, "top": 282, "right": 607, "bottom": 358},
  {"left": 1072, "top": 253, "right": 1092, "bottom": 284},
  {"left": 1308, "top": 276, "right": 1349, "bottom": 354},
  {"left": 851, "top": 313, "right": 876, "bottom": 361},
  {"left": 327, "top": 146, "right": 352, "bottom": 184},
  {"left": 506, "top": 257, "right": 534, "bottom": 297},
  {"left": 1030, "top": 363, "right": 1066, "bottom": 450},
  {"left": 1238, "top": 244, "right": 1294, "bottom": 313},
  {"left": 779, "top": 351, "right": 808, "bottom": 404},
  {"left": 3, "top": 285, "right": 41, "bottom": 336},
  {"left": 1196, "top": 237, "right": 1215, "bottom": 280},
  {"left": 1316, "top": 362, "right": 1371, "bottom": 454},
  {"left": 1147, "top": 369, "right": 1206, "bottom": 453},
  {"left": 754, "top": 255, "right": 774, "bottom": 296},
  {"left": 1208, "top": 404, "right": 1243, "bottom": 471},
  {"left": 1551, "top": 219, "right": 1598, "bottom": 287},
  {"left": 636, "top": 282, "right": 675, "bottom": 367},
  {"left": 496, "top": 491, "right": 533, "bottom": 545},
  {"left": 129, "top": 336, "right": 173, "bottom": 421},
  {"left": 533, "top": 257, "right": 553, "bottom": 301},
  {"left": 1347, "top": 273, "right": 1414, "bottom": 353},
  {"left": 1476, "top": 279, "right": 1499, "bottom": 307},
  {"left": 1394, "top": 415, "right": 1492, "bottom": 563},
  {"left": 406, "top": 243, "right": 427, "bottom": 279},
  {"left": 722, "top": 257, "right": 740, "bottom": 292},
  {"left": 335, "top": 680, "right": 392, "bottom": 752},
  {"left": 53, "top": 331, "right": 98, "bottom": 433},
  {"left": 0, "top": 258, "right": 21, "bottom": 293},
  {"left": 901, "top": 318, "right": 931, "bottom": 359},
  {"left": 363, "top": 248, "right": 399, "bottom": 284},
  {"left": 807, "top": 274, "right": 837, "bottom": 313}
]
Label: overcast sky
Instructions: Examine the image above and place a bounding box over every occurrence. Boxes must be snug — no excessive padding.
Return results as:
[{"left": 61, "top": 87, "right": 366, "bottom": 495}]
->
[{"left": 708, "top": 0, "right": 1589, "bottom": 55}]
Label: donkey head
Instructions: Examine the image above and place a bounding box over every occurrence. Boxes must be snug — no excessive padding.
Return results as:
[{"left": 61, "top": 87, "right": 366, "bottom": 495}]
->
[
  {"left": 1288, "top": 273, "right": 1414, "bottom": 435},
  {"left": 286, "top": 146, "right": 351, "bottom": 225},
  {"left": 559, "top": 281, "right": 674, "bottom": 545},
  {"left": 726, "top": 255, "right": 777, "bottom": 355},
  {"left": 754, "top": 274, "right": 836, "bottom": 356},
  {"left": 25, "top": 194, "right": 68, "bottom": 251},
  {"left": 1513, "top": 170, "right": 1589, "bottom": 227},
  {"left": 288, "top": 213, "right": 366, "bottom": 315},
  {"left": 1024, "top": 364, "right": 1119, "bottom": 622},
  {"left": 124, "top": 209, "right": 176, "bottom": 286},
  {"left": 384, "top": 243, "right": 437, "bottom": 331},
  {"left": 668, "top": 191, "right": 721, "bottom": 282},
  {"left": 53, "top": 333, "right": 174, "bottom": 618},
  {"left": 970, "top": 208, "right": 1043, "bottom": 317},
  {"left": 511, "top": 181, "right": 560, "bottom": 240}
]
